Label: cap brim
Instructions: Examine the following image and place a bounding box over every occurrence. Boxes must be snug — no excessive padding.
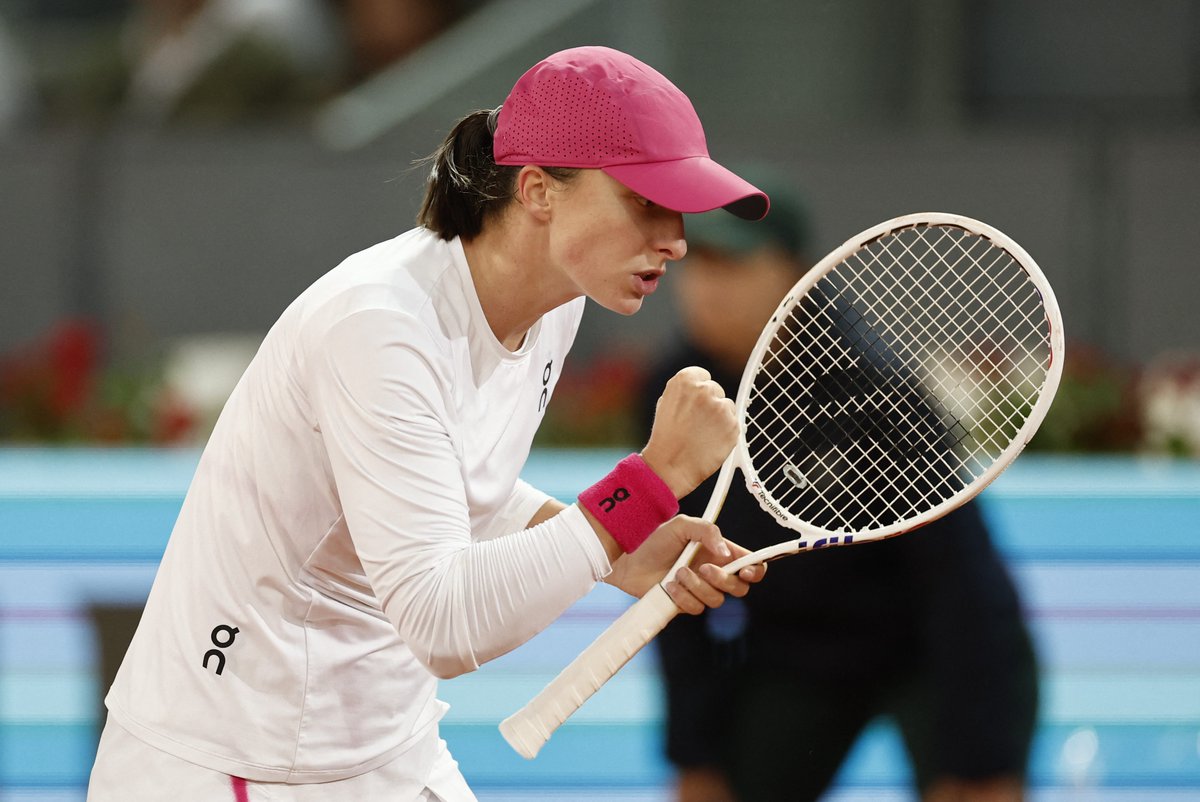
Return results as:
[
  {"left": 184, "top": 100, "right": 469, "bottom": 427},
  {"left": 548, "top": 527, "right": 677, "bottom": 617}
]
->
[{"left": 603, "top": 157, "right": 769, "bottom": 220}]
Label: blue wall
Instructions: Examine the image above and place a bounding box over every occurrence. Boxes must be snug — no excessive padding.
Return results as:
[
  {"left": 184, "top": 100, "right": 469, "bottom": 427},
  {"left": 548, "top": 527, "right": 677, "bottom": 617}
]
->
[{"left": 1, "top": 449, "right": 1199, "bottom": 800}]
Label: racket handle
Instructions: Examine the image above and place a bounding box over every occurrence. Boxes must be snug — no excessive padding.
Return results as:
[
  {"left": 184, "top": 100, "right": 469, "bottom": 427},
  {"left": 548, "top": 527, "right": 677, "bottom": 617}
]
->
[{"left": 499, "top": 582, "right": 680, "bottom": 758}]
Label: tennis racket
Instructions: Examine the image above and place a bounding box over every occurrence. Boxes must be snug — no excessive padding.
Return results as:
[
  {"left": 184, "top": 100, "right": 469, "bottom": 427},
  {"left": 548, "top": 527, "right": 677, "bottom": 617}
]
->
[{"left": 500, "top": 212, "right": 1065, "bottom": 758}]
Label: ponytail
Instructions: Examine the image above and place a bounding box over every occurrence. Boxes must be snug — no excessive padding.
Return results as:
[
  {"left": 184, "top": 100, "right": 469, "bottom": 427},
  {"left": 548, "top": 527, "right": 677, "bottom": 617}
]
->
[
  {"left": 417, "top": 110, "right": 509, "bottom": 240},
  {"left": 417, "top": 108, "right": 578, "bottom": 241}
]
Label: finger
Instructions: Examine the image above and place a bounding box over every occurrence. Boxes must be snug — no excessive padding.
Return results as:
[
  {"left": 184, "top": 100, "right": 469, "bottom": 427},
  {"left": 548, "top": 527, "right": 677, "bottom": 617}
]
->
[
  {"left": 721, "top": 539, "right": 768, "bottom": 580},
  {"left": 697, "top": 562, "right": 753, "bottom": 598},
  {"left": 676, "top": 365, "right": 712, "bottom": 384},
  {"left": 737, "top": 563, "right": 767, "bottom": 584},
  {"left": 700, "top": 377, "right": 728, "bottom": 399},
  {"left": 672, "top": 516, "right": 728, "bottom": 556},
  {"left": 663, "top": 577, "right": 706, "bottom": 616},
  {"left": 695, "top": 522, "right": 731, "bottom": 560},
  {"left": 674, "top": 565, "right": 726, "bottom": 610}
]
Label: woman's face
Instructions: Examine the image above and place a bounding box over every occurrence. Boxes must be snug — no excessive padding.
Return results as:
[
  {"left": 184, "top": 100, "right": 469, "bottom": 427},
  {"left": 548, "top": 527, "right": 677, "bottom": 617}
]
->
[{"left": 546, "top": 170, "right": 687, "bottom": 316}]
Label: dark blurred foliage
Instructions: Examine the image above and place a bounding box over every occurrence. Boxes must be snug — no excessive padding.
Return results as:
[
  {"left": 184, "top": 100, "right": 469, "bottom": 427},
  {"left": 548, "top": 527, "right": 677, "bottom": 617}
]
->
[
  {"left": 0, "top": 318, "right": 195, "bottom": 444},
  {"left": 1026, "top": 341, "right": 1143, "bottom": 453}
]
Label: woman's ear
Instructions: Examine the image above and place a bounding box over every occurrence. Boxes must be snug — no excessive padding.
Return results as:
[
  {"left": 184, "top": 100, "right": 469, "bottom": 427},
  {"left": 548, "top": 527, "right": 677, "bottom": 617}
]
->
[{"left": 514, "top": 166, "right": 554, "bottom": 222}]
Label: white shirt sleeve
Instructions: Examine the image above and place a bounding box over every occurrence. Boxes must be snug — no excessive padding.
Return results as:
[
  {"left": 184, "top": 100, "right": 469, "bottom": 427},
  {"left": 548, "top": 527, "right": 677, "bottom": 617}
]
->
[
  {"left": 480, "top": 478, "right": 556, "bottom": 541},
  {"left": 307, "top": 308, "right": 610, "bottom": 679}
]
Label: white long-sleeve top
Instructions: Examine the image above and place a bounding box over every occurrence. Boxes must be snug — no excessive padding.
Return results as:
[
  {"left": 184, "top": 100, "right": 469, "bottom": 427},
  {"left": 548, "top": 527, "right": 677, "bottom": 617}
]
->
[{"left": 105, "top": 228, "right": 610, "bottom": 783}]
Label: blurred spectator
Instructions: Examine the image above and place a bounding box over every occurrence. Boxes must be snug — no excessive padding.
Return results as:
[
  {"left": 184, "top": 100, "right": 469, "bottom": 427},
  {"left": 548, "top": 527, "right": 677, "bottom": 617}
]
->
[
  {"left": 21, "top": 0, "right": 470, "bottom": 125},
  {"left": 118, "top": 0, "right": 344, "bottom": 125},
  {"left": 639, "top": 175, "right": 1040, "bottom": 802}
]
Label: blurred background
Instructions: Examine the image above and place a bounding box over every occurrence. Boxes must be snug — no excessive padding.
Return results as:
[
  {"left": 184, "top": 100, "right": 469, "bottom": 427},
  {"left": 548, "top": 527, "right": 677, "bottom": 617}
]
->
[{"left": 0, "top": 0, "right": 1198, "bottom": 800}]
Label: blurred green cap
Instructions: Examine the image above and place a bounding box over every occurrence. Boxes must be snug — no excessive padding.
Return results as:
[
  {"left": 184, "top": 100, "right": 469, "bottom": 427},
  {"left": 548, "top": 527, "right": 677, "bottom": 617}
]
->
[{"left": 685, "top": 169, "right": 810, "bottom": 259}]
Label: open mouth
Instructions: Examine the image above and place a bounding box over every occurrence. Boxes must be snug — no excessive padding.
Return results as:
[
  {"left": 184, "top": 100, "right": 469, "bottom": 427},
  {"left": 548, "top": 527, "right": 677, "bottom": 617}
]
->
[{"left": 635, "top": 271, "right": 661, "bottom": 295}]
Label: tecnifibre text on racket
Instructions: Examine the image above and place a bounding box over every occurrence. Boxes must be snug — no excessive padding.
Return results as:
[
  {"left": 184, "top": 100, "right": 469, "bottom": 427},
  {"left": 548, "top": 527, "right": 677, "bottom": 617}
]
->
[{"left": 500, "top": 212, "right": 1065, "bottom": 758}]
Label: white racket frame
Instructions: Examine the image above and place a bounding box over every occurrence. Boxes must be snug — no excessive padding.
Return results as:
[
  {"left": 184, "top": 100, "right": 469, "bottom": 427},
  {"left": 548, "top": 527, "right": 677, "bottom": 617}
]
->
[{"left": 500, "top": 212, "right": 1065, "bottom": 758}]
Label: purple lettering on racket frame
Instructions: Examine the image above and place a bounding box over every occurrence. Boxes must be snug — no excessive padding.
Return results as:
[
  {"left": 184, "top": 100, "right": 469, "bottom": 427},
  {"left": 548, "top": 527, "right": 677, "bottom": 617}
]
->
[
  {"left": 810, "top": 536, "right": 853, "bottom": 549},
  {"left": 750, "top": 481, "right": 854, "bottom": 548}
]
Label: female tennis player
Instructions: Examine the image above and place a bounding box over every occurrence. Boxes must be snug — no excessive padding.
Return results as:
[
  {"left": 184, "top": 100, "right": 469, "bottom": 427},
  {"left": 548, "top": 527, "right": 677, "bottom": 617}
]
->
[{"left": 87, "top": 46, "right": 769, "bottom": 801}]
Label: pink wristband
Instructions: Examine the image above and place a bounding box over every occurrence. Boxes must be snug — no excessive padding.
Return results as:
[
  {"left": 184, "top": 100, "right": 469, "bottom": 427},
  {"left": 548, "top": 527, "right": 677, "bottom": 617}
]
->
[{"left": 578, "top": 453, "right": 680, "bottom": 553}]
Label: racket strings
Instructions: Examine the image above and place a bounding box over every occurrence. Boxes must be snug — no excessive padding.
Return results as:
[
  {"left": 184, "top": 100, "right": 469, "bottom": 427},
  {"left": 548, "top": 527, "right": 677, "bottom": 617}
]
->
[
  {"left": 855, "top": 228, "right": 1048, "bottom": 432},
  {"left": 745, "top": 223, "right": 1053, "bottom": 534},
  {"left": 854, "top": 266, "right": 1041, "bottom": 453},
  {"left": 749, "top": 306, "right": 956, "bottom": 530}
]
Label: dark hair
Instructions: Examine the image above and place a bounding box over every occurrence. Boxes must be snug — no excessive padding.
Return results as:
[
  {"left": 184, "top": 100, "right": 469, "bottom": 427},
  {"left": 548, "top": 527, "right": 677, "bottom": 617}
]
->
[{"left": 417, "top": 108, "right": 578, "bottom": 241}]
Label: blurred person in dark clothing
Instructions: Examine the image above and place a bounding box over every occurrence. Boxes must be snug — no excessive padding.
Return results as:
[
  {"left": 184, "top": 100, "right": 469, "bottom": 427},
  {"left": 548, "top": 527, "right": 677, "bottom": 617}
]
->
[{"left": 638, "top": 177, "right": 1040, "bottom": 802}]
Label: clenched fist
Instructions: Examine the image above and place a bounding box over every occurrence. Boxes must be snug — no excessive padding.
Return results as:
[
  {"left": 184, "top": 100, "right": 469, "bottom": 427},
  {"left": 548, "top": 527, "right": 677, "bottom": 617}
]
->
[{"left": 640, "top": 366, "right": 738, "bottom": 499}]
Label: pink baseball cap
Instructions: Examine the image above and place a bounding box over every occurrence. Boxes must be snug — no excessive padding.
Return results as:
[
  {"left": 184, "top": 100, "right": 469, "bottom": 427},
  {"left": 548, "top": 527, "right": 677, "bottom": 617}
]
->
[{"left": 492, "top": 46, "right": 769, "bottom": 220}]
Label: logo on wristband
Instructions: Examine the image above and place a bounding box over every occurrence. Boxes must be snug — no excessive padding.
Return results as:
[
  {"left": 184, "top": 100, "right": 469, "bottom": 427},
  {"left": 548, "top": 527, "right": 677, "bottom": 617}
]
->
[
  {"left": 598, "top": 487, "right": 630, "bottom": 512},
  {"left": 579, "top": 454, "right": 679, "bottom": 553}
]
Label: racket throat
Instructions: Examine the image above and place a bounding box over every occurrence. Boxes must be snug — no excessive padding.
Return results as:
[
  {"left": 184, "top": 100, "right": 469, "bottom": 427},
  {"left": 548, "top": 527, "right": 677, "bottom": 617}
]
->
[{"left": 722, "top": 535, "right": 856, "bottom": 574}]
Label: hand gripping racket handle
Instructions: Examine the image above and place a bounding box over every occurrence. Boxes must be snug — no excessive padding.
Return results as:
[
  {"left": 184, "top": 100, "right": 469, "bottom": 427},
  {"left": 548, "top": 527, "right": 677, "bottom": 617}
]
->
[
  {"left": 499, "top": 581, "right": 681, "bottom": 758},
  {"left": 500, "top": 455, "right": 738, "bottom": 758}
]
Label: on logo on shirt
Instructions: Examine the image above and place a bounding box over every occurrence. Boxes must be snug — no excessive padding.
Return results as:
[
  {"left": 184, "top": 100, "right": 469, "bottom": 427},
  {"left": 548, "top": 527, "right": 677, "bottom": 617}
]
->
[
  {"left": 538, "top": 359, "right": 553, "bottom": 412},
  {"left": 202, "top": 624, "right": 240, "bottom": 676}
]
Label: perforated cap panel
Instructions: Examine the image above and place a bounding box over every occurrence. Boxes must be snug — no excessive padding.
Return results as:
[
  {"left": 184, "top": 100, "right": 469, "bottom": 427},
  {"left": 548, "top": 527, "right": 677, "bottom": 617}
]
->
[{"left": 500, "top": 74, "right": 641, "bottom": 166}]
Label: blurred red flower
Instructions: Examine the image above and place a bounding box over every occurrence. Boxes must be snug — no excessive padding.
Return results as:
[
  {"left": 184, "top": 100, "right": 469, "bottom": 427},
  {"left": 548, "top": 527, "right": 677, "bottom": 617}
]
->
[{"left": 0, "top": 318, "right": 196, "bottom": 444}]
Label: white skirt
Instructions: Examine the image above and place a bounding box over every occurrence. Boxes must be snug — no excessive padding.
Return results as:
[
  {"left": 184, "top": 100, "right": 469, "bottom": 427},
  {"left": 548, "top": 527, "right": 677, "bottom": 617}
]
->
[{"left": 87, "top": 717, "right": 478, "bottom": 802}]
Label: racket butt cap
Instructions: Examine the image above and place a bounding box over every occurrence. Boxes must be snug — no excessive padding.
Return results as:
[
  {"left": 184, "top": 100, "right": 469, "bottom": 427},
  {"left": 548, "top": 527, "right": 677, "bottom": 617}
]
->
[{"left": 499, "top": 714, "right": 545, "bottom": 759}]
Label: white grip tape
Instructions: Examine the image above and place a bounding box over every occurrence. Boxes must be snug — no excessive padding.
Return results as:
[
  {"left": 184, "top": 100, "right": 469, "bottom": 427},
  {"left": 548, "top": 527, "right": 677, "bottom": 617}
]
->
[{"left": 499, "top": 582, "right": 680, "bottom": 759}]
